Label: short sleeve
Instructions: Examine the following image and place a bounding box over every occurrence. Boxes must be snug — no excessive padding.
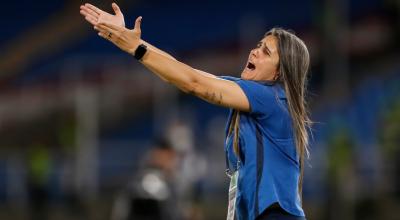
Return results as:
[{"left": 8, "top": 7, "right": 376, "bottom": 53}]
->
[{"left": 235, "top": 79, "right": 278, "bottom": 116}]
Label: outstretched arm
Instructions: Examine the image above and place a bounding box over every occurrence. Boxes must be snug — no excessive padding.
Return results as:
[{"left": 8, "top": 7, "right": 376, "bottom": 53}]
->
[
  {"left": 140, "top": 44, "right": 248, "bottom": 110},
  {"left": 80, "top": 3, "right": 250, "bottom": 111}
]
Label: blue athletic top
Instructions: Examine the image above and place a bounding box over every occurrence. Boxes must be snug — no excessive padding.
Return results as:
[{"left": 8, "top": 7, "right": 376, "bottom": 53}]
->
[{"left": 221, "top": 76, "right": 305, "bottom": 219}]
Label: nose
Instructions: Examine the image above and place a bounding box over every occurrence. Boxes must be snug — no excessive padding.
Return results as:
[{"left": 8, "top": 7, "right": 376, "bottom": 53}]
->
[{"left": 250, "top": 47, "right": 260, "bottom": 58}]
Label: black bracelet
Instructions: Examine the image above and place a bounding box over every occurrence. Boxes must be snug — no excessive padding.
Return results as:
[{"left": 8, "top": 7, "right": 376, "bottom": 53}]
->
[{"left": 133, "top": 44, "right": 148, "bottom": 61}]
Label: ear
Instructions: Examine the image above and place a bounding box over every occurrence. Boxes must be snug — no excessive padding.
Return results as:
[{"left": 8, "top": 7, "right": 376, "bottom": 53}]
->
[{"left": 273, "top": 63, "right": 282, "bottom": 81}]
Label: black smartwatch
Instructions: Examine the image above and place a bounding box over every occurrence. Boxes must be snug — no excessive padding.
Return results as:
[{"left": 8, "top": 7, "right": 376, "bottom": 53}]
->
[{"left": 133, "top": 44, "right": 148, "bottom": 61}]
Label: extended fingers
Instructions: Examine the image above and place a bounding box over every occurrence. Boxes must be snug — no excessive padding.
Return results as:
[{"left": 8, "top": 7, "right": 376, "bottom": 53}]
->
[
  {"left": 111, "top": 2, "right": 122, "bottom": 16},
  {"left": 84, "top": 15, "right": 98, "bottom": 26},
  {"left": 80, "top": 5, "right": 100, "bottom": 25},
  {"left": 80, "top": 6, "right": 99, "bottom": 19},
  {"left": 84, "top": 3, "right": 102, "bottom": 15},
  {"left": 80, "top": 10, "right": 98, "bottom": 25}
]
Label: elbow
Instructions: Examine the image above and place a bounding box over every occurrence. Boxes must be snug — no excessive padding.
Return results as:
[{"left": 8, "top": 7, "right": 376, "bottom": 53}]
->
[
  {"left": 180, "top": 71, "right": 201, "bottom": 94},
  {"left": 181, "top": 76, "right": 204, "bottom": 95},
  {"left": 171, "top": 67, "right": 202, "bottom": 94}
]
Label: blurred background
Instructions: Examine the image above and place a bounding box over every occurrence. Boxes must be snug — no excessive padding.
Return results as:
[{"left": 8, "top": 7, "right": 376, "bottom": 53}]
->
[{"left": 0, "top": 0, "right": 399, "bottom": 219}]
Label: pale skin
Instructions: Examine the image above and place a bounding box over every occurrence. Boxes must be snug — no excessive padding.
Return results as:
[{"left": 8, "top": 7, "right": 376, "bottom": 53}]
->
[{"left": 79, "top": 3, "right": 280, "bottom": 112}]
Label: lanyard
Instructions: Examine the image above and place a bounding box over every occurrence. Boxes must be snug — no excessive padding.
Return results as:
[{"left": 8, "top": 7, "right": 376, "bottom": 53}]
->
[
  {"left": 225, "top": 152, "right": 240, "bottom": 177},
  {"left": 225, "top": 110, "right": 241, "bottom": 220},
  {"left": 225, "top": 110, "right": 241, "bottom": 177}
]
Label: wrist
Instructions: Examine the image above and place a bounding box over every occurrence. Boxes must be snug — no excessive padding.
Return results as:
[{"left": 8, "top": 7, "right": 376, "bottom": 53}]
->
[{"left": 128, "top": 41, "right": 141, "bottom": 55}]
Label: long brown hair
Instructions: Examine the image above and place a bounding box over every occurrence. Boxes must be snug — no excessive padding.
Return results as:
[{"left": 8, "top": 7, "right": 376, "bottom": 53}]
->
[{"left": 266, "top": 28, "right": 311, "bottom": 201}]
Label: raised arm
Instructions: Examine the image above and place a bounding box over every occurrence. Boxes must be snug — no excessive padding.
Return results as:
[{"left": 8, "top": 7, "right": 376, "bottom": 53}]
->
[
  {"left": 80, "top": 3, "right": 249, "bottom": 111},
  {"left": 140, "top": 43, "right": 249, "bottom": 110}
]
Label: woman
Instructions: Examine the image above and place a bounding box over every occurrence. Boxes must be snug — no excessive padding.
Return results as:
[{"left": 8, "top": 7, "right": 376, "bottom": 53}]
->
[{"left": 80, "top": 3, "right": 310, "bottom": 220}]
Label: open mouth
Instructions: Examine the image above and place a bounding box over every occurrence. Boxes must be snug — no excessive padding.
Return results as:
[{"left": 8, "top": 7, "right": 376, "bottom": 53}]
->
[{"left": 247, "top": 62, "right": 256, "bottom": 71}]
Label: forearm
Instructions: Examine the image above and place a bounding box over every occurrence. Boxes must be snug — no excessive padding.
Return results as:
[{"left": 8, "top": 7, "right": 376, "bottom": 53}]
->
[
  {"left": 83, "top": 6, "right": 246, "bottom": 108},
  {"left": 139, "top": 41, "right": 217, "bottom": 79},
  {"left": 133, "top": 43, "right": 249, "bottom": 111},
  {"left": 140, "top": 40, "right": 177, "bottom": 61},
  {"left": 139, "top": 47, "right": 202, "bottom": 93}
]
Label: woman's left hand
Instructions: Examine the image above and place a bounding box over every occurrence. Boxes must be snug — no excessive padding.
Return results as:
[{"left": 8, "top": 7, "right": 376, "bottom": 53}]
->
[{"left": 95, "top": 16, "right": 143, "bottom": 55}]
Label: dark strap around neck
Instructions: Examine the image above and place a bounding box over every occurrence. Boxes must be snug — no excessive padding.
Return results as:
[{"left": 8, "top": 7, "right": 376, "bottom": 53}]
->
[{"left": 225, "top": 110, "right": 240, "bottom": 176}]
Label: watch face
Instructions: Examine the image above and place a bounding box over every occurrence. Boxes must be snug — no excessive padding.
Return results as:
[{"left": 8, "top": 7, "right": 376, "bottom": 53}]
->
[
  {"left": 135, "top": 44, "right": 147, "bottom": 60},
  {"left": 134, "top": 44, "right": 147, "bottom": 60}
]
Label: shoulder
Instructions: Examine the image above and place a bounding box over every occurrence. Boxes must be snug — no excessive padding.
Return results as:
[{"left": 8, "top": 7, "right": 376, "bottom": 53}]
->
[
  {"left": 219, "top": 76, "right": 285, "bottom": 99},
  {"left": 238, "top": 80, "right": 286, "bottom": 116},
  {"left": 219, "top": 76, "right": 286, "bottom": 116}
]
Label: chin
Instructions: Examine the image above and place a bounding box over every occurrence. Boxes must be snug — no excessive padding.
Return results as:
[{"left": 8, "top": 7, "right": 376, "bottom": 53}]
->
[{"left": 241, "top": 70, "right": 255, "bottom": 80}]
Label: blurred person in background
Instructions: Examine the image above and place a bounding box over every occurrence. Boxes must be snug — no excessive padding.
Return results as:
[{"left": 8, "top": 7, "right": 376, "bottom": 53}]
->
[
  {"left": 80, "top": 2, "right": 311, "bottom": 220},
  {"left": 111, "top": 126, "right": 206, "bottom": 220},
  {"left": 165, "top": 119, "right": 207, "bottom": 220},
  {"left": 111, "top": 139, "right": 180, "bottom": 220},
  {"left": 27, "top": 140, "right": 52, "bottom": 220}
]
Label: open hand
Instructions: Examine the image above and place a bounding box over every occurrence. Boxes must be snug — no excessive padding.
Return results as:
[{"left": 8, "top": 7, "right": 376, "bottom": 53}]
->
[
  {"left": 94, "top": 16, "right": 143, "bottom": 55},
  {"left": 80, "top": 2, "right": 125, "bottom": 27}
]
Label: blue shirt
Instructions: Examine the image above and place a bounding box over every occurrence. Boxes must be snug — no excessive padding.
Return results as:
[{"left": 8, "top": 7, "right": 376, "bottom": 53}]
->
[{"left": 221, "top": 76, "right": 305, "bottom": 219}]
